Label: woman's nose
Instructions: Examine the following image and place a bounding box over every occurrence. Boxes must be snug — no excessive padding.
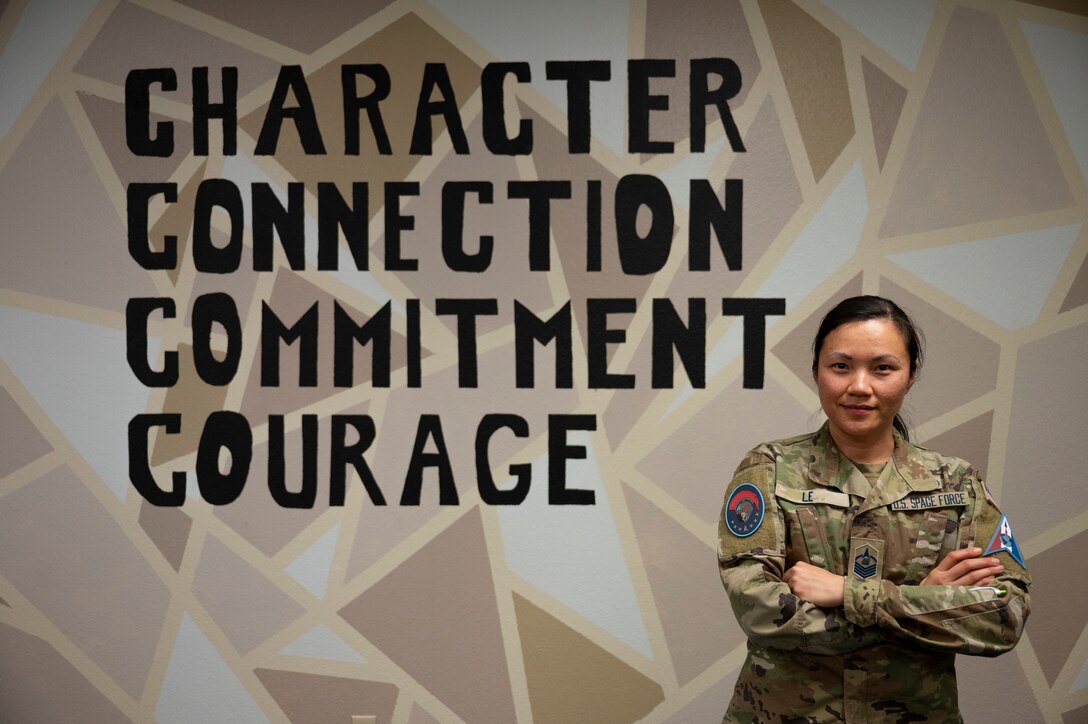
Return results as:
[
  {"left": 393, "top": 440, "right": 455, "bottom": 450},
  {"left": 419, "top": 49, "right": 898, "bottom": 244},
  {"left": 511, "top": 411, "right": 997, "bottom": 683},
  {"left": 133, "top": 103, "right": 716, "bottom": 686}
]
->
[{"left": 847, "top": 372, "right": 871, "bottom": 395}]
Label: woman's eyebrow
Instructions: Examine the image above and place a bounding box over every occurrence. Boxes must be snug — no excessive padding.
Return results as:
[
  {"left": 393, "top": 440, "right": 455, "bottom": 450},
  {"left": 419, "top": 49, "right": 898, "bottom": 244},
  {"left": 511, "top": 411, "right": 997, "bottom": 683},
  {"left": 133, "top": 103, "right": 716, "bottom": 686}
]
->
[{"left": 824, "top": 352, "right": 903, "bottom": 362}]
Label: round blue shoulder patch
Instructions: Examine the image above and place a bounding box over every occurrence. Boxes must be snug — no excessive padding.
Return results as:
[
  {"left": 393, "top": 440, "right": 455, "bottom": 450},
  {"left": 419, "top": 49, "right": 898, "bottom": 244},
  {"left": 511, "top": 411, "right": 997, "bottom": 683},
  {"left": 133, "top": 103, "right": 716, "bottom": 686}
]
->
[{"left": 725, "top": 482, "right": 765, "bottom": 537}]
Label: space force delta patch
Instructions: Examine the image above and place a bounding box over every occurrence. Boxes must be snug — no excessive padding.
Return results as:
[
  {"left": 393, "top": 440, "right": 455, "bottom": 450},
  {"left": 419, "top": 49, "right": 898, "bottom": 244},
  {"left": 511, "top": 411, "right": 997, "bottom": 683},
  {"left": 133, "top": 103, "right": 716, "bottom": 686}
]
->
[
  {"left": 725, "top": 483, "right": 765, "bottom": 537},
  {"left": 983, "top": 514, "right": 1027, "bottom": 569}
]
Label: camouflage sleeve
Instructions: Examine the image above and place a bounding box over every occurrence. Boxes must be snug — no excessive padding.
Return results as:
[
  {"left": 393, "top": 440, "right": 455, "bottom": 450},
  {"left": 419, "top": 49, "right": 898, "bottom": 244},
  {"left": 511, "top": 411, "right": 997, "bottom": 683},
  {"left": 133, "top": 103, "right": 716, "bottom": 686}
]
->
[
  {"left": 719, "top": 452, "right": 882, "bottom": 655},
  {"left": 842, "top": 471, "right": 1031, "bottom": 656}
]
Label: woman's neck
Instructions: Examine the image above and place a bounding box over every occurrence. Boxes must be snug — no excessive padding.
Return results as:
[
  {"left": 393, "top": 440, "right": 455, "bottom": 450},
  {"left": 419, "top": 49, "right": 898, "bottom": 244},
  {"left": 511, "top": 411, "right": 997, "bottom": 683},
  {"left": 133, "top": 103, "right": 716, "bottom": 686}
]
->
[{"left": 828, "top": 427, "right": 894, "bottom": 464}]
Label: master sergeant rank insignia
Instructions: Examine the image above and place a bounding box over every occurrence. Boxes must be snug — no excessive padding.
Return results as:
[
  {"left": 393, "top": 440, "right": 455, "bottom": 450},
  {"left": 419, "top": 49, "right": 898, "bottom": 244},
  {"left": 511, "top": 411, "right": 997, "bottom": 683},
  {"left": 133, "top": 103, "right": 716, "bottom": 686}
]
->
[
  {"left": 850, "top": 539, "right": 885, "bottom": 580},
  {"left": 853, "top": 545, "right": 878, "bottom": 579}
]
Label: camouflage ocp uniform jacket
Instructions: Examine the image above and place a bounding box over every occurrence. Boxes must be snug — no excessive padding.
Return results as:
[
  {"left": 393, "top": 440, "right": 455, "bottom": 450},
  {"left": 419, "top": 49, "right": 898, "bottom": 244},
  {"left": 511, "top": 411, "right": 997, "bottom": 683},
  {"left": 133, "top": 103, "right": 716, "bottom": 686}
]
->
[{"left": 718, "top": 424, "right": 1030, "bottom": 723}]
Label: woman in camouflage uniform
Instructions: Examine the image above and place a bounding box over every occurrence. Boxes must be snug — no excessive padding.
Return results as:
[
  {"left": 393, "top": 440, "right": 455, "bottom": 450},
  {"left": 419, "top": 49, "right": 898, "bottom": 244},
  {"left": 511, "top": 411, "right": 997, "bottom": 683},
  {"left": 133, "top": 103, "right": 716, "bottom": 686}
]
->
[{"left": 718, "top": 296, "right": 1030, "bottom": 723}]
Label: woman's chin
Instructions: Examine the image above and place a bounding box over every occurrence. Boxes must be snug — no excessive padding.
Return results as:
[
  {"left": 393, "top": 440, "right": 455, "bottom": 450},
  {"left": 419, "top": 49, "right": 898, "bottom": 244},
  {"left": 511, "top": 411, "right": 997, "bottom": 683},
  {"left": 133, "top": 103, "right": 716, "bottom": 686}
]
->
[{"left": 831, "top": 418, "right": 886, "bottom": 442}]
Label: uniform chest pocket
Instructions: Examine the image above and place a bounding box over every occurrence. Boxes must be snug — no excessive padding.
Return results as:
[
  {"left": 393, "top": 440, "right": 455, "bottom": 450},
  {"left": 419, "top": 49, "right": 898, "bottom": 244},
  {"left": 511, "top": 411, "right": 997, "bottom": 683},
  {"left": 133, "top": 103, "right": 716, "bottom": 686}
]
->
[
  {"left": 776, "top": 484, "right": 851, "bottom": 572},
  {"left": 781, "top": 506, "right": 839, "bottom": 570},
  {"left": 901, "top": 509, "right": 960, "bottom": 584}
]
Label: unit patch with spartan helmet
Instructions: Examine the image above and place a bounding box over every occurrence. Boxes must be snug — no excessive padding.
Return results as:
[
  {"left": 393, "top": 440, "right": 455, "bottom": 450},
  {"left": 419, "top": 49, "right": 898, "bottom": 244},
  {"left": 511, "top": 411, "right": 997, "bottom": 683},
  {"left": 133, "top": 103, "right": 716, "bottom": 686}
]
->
[{"left": 725, "top": 483, "right": 765, "bottom": 538}]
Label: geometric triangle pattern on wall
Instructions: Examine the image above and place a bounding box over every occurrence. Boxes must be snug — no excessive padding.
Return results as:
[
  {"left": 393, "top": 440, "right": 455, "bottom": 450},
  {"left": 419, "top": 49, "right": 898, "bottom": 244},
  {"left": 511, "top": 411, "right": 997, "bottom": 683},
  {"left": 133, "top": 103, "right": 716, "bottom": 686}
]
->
[{"left": 888, "top": 224, "right": 1079, "bottom": 329}]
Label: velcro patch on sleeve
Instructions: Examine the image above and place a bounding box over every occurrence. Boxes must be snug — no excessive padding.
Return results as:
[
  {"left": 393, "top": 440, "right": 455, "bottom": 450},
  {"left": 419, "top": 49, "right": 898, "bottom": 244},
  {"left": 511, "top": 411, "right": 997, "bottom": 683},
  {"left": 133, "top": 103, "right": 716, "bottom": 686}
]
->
[
  {"left": 983, "top": 514, "right": 1027, "bottom": 569},
  {"left": 970, "top": 477, "right": 1028, "bottom": 571},
  {"left": 719, "top": 462, "right": 780, "bottom": 560}
]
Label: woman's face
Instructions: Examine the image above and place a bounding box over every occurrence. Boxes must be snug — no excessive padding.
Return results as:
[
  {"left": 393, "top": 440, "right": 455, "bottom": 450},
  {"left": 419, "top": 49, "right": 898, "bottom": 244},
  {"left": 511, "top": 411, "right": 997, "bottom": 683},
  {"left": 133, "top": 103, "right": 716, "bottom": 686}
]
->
[{"left": 813, "top": 318, "right": 915, "bottom": 448}]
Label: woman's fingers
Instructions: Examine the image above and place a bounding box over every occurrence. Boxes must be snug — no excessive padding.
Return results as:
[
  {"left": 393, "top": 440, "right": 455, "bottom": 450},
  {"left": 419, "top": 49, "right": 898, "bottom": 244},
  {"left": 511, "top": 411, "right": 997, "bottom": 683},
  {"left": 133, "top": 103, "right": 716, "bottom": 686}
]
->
[
  {"left": 923, "top": 548, "right": 1003, "bottom": 585},
  {"left": 953, "top": 563, "right": 1003, "bottom": 587}
]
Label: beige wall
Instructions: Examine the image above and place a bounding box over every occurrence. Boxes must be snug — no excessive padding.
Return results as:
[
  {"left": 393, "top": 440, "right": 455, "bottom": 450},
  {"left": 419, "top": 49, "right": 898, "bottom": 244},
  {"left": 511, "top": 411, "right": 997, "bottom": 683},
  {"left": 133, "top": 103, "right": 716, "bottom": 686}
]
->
[{"left": 1, "top": 1, "right": 1086, "bottom": 722}]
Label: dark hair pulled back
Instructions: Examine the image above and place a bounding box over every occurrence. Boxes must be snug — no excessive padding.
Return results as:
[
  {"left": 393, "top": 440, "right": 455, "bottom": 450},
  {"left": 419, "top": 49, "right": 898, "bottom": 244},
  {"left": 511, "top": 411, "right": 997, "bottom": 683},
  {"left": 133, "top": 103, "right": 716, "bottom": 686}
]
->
[{"left": 811, "top": 295, "right": 924, "bottom": 440}]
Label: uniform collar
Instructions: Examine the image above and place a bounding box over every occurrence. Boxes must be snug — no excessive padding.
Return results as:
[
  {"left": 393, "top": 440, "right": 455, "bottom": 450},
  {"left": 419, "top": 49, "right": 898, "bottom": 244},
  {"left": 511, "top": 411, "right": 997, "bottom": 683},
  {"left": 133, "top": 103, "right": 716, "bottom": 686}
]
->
[{"left": 807, "top": 423, "right": 940, "bottom": 507}]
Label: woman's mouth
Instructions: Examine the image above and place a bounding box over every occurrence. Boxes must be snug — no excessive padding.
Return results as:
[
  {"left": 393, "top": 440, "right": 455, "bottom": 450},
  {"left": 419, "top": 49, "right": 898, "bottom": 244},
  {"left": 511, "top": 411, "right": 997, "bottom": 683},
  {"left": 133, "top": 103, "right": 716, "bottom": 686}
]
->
[{"left": 843, "top": 405, "right": 875, "bottom": 414}]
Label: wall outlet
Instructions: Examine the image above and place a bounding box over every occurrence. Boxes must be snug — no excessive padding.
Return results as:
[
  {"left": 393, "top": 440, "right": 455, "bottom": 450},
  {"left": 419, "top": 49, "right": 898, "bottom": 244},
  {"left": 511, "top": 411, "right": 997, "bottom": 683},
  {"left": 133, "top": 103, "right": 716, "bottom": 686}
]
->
[{"left": 351, "top": 717, "right": 377, "bottom": 724}]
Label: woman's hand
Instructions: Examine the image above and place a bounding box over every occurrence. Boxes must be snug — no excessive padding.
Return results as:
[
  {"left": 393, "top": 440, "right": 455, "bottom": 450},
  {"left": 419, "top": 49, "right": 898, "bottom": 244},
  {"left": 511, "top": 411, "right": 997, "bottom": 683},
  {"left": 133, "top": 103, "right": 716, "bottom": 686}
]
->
[
  {"left": 783, "top": 561, "right": 845, "bottom": 607},
  {"left": 921, "top": 547, "right": 1003, "bottom": 586}
]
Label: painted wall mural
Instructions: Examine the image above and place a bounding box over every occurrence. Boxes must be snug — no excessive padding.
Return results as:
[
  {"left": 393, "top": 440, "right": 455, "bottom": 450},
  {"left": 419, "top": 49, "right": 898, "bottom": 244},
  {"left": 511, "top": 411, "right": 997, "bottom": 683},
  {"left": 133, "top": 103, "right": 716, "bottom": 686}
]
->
[{"left": 1, "top": 0, "right": 1086, "bottom": 722}]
